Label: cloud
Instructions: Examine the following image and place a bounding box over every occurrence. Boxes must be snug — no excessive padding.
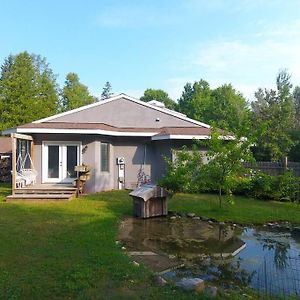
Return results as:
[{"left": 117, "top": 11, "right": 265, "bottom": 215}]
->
[
  {"left": 94, "top": 4, "right": 176, "bottom": 28},
  {"left": 169, "top": 18, "right": 300, "bottom": 101}
]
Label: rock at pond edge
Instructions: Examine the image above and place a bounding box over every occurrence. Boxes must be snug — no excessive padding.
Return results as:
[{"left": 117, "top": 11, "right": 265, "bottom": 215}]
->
[{"left": 176, "top": 278, "right": 205, "bottom": 294}]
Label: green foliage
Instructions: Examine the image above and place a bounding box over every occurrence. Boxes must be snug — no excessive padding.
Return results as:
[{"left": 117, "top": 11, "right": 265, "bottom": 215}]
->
[
  {"left": 288, "top": 129, "right": 300, "bottom": 161},
  {"left": 201, "top": 129, "right": 254, "bottom": 207},
  {"left": 230, "top": 171, "right": 300, "bottom": 202},
  {"left": 249, "top": 172, "right": 278, "bottom": 199},
  {"left": 101, "top": 81, "right": 113, "bottom": 100},
  {"left": 178, "top": 80, "right": 250, "bottom": 134},
  {"left": 293, "top": 86, "right": 300, "bottom": 129},
  {"left": 159, "top": 145, "right": 204, "bottom": 193},
  {"left": 61, "top": 72, "right": 96, "bottom": 112},
  {"left": 160, "top": 129, "right": 254, "bottom": 208},
  {"left": 0, "top": 52, "right": 59, "bottom": 131},
  {"left": 277, "top": 171, "right": 300, "bottom": 202},
  {"left": 140, "top": 88, "right": 177, "bottom": 110},
  {"left": 251, "top": 70, "right": 295, "bottom": 161}
]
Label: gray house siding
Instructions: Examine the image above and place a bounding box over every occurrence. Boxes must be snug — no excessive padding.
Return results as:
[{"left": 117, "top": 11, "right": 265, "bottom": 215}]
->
[
  {"left": 48, "top": 98, "right": 199, "bottom": 128},
  {"left": 31, "top": 134, "right": 163, "bottom": 192}
]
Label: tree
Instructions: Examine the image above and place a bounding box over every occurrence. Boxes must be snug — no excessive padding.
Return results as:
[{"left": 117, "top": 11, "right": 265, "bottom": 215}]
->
[
  {"left": 101, "top": 81, "right": 113, "bottom": 100},
  {"left": 209, "top": 84, "right": 250, "bottom": 134},
  {"left": 0, "top": 51, "right": 59, "bottom": 131},
  {"left": 201, "top": 129, "right": 254, "bottom": 208},
  {"left": 178, "top": 80, "right": 211, "bottom": 120},
  {"left": 178, "top": 80, "right": 250, "bottom": 134},
  {"left": 140, "top": 89, "right": 178, "bottom": 110},
  {"left": 251, "top": 70, "right": 295, "bottom": 161},
  {"left": 293, "top": 86, "right": 300, "bottom": 128},
  {"left": 61, "top": 73, "right": 96, "bottom": 112}
]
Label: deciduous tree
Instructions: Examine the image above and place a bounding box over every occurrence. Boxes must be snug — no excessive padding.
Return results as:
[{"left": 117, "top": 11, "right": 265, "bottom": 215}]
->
[
  {"left": 251, "top": 70, "right": 294, "bottom": 161},
  {"left": 0, "top": 51, "right": 59, "bottom": 131},
  {"left": 61, "top": 72, "right": 96, "bottom": 111},
  {"left": 140, "top": 89, "right": 177, "bottom": 110}
]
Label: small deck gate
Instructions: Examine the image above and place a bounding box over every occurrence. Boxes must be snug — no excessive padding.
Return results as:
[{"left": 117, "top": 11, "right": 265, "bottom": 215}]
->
[{"left": 130, "top": 184, "right": 168, "bottom": 218}]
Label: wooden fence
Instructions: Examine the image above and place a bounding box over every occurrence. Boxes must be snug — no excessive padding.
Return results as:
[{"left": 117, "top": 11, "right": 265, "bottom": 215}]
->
[{"left": 243, "top": 161, "right": 300, "bottom": 176}]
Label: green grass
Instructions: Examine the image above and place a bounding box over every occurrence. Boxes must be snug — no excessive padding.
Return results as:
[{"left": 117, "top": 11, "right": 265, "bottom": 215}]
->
[
  {"left": 0, "top": 184, "right": 206, "bottom": 300},
  {"left": 169, "top": 193, "right": 300, "bottom": 225},
  {"left": 0, "top": 183, "right": 299, "bottom": 299}
]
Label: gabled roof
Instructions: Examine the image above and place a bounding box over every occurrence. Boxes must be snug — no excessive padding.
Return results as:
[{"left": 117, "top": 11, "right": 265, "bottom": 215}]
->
[
  {"left": 33, "top": 93, "right": 210, "bottom": 129},
  {"left": 2, "top": 93, "right": 217, "bottom": 140}
]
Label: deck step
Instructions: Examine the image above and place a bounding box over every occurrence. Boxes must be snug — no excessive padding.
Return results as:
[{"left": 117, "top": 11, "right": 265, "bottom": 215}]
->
[
  {"left": 14, "top": 189, "right": 76, "bottom": 194},
  {"left": 6, "top": 194, "right": 74, "bottom": 201}
]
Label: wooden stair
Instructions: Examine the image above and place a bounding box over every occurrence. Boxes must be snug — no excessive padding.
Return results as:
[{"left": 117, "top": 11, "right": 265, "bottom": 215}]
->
[{"left": 6, "top": 185, "right": 77, "bottom": 201}]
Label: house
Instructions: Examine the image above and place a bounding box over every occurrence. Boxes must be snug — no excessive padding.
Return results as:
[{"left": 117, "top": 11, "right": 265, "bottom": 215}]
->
[{"left": 2, "top": 93, "right": 212, "bottom": 197}]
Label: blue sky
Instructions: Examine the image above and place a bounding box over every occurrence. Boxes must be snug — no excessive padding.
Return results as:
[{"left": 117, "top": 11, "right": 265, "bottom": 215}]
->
[{"left": 1, "top": 0, "right": 300, "bottom": 101}]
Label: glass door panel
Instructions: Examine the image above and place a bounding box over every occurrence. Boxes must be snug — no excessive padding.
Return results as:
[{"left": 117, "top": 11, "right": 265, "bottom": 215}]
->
[
  {"left": 48, "top": 145, "right": 60, "bottom": 179},
  {"left": 66, "top": 145, "right": 78, "bottom": 179}
]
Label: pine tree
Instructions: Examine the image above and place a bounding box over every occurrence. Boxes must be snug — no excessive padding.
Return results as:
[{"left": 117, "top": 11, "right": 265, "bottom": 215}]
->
[{"left": 101, "top": 82, "right": 113, "bottom": 100}]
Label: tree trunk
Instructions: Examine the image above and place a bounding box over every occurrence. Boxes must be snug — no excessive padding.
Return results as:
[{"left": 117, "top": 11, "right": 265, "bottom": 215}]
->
[{"left": 219, "top": 187, "right": 222, "bottom": 208}]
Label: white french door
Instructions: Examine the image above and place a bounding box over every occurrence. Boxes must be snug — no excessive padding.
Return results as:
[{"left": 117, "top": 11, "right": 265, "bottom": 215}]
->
[{"left": 42, "top": 142, "right": 81, "bottom": 183}]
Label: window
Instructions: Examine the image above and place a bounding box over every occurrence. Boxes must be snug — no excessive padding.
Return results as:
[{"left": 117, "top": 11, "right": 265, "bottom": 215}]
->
[{"left": 100, "top": 142, "right": 109, "bottom": 172}]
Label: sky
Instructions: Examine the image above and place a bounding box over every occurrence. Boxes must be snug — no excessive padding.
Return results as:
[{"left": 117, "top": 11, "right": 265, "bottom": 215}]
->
[{"left": 1, "top": 0, "right": 300, "bottom": 102}]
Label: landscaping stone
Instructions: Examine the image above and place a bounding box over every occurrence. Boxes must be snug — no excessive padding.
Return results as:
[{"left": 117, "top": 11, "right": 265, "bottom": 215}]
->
[
  {"left": 219, "top": 222, "right": 225, "bottom": 227},
  {"left": 121, "top": 246, "right": 126, "bottom": 250},
  {"left": 208, "top": 220, "right": 214, "bottom": 225},
  {"left": 157, "top": 276, "right": 167, "bottom": 286},
  {"left": 193, "top": 216, "right": 201, "bottom": 220},
  {"left": 132, "top": 261, "right": 140, "bottom": 267},
  {"left": 175, "top": 278, "right": 205, "bottom": 294},
  {"left": 201, "top": 216, "right": 210, "bottom": 221},
  {"left": 170, "top": 216, "right": 177, "bottom": 220},
  {"left": 187, "top": 213, "right": 195, "bottom": 218}
]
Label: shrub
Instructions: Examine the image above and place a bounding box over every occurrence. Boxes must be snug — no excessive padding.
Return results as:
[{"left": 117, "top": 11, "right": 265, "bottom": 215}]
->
[
  {"left": 249, "top": 172, "right": 278, "bottom": 199},
  {"left": 159, "top": 146, "right": 203, "bottom": 193},
  {"left": 277, "top": 171, "right": 300, "bottom": 202}
]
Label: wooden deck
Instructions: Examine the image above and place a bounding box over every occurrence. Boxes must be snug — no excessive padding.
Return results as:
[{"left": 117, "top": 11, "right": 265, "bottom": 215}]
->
[{"left": 6, "top": 183, "right": 77, "bottom": 201}]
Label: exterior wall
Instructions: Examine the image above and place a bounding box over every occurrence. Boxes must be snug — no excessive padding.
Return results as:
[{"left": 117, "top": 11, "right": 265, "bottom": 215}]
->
[
  {"left": 31, "top": 133, "right": 207, "bottom": 193},
  {"left": 32, "top": 134, "right": 98, "bottom": 193},
  {"left": 113, "top": 138, "right": 154, "bottom": 189},
  {"left": 49, "top": 98, "right": 199, "bottom": 128}
]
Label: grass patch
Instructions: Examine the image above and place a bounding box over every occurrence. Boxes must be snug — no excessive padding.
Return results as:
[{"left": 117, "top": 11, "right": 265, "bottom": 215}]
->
[
  {"left": 0, "top": 184, "right": 299, "bottom": 299},
  {"left": 0, "top": 185, "right": 200, "bottom": 300},
  {"left": 169, "top": 193, "right": 300, "bottom": 225}
]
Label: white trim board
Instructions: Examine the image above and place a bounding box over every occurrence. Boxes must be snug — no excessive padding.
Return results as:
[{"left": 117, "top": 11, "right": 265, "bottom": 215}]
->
[
  {"left": 152, "top": 134, "right": 211, "bottom": 141},
  {"left": 151, "top": 134, "right": 235, "bottom": 141},
  {"left": 7, "top": 127, "right": 158, "bottom": 137},
  {"left": 32, "top": 93, "right": 211, "bottom": 129}
]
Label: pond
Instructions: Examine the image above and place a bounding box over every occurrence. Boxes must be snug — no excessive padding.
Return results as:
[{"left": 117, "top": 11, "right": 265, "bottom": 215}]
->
[{"left": 118, "top": 216, "right": 300, "bottom": 299}]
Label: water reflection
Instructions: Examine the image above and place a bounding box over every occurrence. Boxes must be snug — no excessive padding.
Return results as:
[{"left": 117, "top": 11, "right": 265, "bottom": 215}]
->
[{"left": 118, "top": 217, "right": 300, "bottom": 298}]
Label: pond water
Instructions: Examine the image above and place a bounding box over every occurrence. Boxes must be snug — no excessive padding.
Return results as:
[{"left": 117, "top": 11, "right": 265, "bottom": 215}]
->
[{"left": 118, "top": 217, "right": 300, "bottom": 299}]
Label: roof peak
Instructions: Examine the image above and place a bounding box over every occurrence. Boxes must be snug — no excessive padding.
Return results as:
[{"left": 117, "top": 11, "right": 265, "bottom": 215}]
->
[{"left": 31, "top": 93, "right": 210, "bottom": 128}]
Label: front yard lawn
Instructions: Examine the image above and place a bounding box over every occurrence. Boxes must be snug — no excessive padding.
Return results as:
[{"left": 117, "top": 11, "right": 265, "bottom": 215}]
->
[{"left": 1, "top": 183, "right": 300, "bottom": 299}]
